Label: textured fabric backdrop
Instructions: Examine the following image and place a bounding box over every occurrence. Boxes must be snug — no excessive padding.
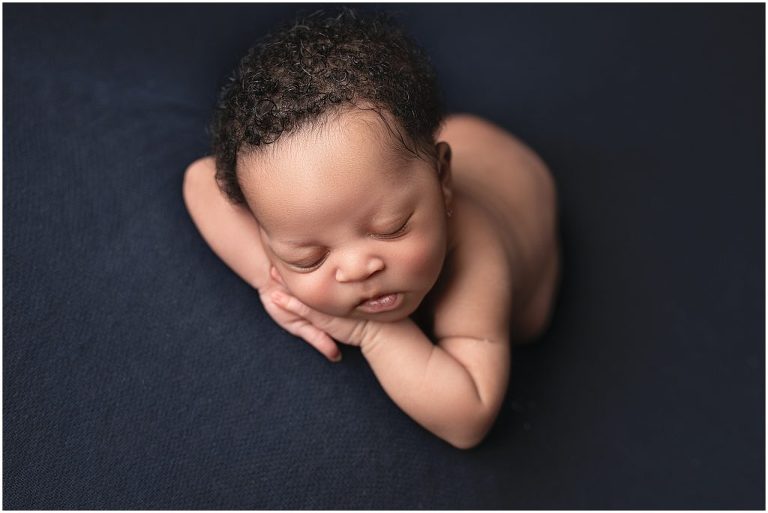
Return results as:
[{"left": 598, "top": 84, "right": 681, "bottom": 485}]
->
[{"left": 4, "top": 3, "right": 764, "bottom": 509}]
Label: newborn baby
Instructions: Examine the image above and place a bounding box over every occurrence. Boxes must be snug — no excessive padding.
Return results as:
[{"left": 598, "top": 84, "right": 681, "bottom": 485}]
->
[{"left": 183, "top": 9, "right": 561, "bottom": 449}]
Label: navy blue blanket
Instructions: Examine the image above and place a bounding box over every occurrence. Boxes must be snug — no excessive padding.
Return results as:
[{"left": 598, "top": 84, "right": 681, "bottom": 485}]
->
[{"left": 4, "top": 4, "right": 764, "bottom": 508}]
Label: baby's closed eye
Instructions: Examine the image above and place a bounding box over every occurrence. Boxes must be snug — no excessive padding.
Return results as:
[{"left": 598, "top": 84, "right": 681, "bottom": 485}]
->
[
  {"left": 286, "top": 252, "right": 329, "bottom": 271},
  {"left": 371, "top": 217, "right": 410, "bottom": 239}
]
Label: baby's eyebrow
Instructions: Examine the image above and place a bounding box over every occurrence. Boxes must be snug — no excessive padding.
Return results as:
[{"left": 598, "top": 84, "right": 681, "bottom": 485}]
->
[{"left": 273, "top": 239, "right": 320, "bottom": 250}]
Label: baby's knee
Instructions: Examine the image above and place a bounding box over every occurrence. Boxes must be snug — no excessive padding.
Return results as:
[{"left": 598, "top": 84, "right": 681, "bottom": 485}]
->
[
  {"left": 440, "top": 113, "right": 527, "bottom": 153},
  {"left": 442, "top": 113, "right": 498, "bottom": 136}
]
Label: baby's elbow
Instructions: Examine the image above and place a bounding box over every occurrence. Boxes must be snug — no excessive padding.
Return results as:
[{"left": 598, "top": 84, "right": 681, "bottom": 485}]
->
[
  {"left": 442, "top": 407, "right": 497, "bottom": 450},
  {"left": 182, "top": 157, "right": 212, "bottom": 200},
  {"left": 446, "top": 433, "right": 486, "bottom": 450}
]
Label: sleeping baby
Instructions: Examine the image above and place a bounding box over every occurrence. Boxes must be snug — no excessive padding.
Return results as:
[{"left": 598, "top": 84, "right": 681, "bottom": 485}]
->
[{"left": 183, "top": 8, "right": 561, "bottom": 449}]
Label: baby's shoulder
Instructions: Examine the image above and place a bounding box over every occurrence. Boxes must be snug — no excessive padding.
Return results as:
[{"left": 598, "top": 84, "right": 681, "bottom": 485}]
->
[{"left": 430, "top": 194, "right": 514, "bottom": 343}]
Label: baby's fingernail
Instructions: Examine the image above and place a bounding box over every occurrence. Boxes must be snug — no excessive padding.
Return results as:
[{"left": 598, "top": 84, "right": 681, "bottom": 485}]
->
[
  {"left": 271, "top": 291, "right": 285, "bottom": 303},
  {"left": 331, "top": 352, "right": 342, "bottom": 363}
]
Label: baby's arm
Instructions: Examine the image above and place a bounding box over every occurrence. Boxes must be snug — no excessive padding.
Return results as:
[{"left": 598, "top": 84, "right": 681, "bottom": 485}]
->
[
  {"left": 182, "top": 156, "right": 271, "bottom": 290},
  {"left": 360, "top": 320, "right": 509, "bottom": 449}
]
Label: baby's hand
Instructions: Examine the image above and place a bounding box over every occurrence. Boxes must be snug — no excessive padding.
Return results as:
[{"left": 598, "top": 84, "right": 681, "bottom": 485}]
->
[
  {"left": 270, "top": 290, "right": 377, "bottom": 352},
  {"left": 258, "top": 268, "right": 342, "bottom": 362}
]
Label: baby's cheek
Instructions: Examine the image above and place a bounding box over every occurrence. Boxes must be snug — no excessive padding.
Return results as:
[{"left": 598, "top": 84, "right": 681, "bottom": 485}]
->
[
  {"left": 286, "top": 274, "right": 341, "bottom": 315},
  {"left": 401, "top": 236, "right": 445, "bottom": 281}
]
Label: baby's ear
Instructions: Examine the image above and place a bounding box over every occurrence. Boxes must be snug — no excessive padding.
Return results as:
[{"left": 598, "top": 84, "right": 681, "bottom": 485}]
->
[{"left": 435, "top": 142, "right": 453, "bottom": 211}]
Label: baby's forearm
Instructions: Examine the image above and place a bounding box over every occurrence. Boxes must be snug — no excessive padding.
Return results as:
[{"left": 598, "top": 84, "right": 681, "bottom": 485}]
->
[
  {"left": 360, "top": 320, "right": 498, "bottom": 449},
  {"left": 183, "top": 157, "right": 272, "bottom": 290}
]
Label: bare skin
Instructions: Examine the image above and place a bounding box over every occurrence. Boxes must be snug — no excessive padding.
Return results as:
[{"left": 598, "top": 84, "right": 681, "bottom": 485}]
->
[
  {"left": 437, "top": 114, "right": 561, "bottom": 342},
  {"left": 182, "top": 111, "right": 560, "bottom": 449}
]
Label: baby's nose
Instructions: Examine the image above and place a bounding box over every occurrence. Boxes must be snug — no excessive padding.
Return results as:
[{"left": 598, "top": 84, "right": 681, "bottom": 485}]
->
[{"left": 335, "top": 256, "right": 385, "bottom": 283}]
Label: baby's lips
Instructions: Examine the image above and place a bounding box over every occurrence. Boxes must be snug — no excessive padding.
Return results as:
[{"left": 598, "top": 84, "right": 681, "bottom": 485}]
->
[{"left": 356, "top": 292, "right": 402, "bottom": 313}]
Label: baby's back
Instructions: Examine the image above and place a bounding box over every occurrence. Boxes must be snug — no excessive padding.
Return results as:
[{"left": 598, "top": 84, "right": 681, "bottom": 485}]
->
[{"left": 438, "top": 115, "right": 561, "bottom": 341}]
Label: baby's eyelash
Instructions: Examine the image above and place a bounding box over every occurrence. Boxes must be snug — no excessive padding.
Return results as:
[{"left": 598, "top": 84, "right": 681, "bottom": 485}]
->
[
  {"left": 289, "top": 253, "right": 328, "bottom": 271},
  {"left": 373, "top": 219, "right": 410, "bottom": 239}
]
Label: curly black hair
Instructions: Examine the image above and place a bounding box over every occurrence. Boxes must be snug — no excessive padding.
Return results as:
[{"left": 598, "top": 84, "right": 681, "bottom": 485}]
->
[{"left": 210, "top": 7, "right": 445, "bottom": 205}]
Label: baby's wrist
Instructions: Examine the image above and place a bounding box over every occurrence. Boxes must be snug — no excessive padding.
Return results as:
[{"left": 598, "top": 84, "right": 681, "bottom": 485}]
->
[
  {"left": 359, "top": 318, "right": 418, "bottom": 358},
  {"left": 358, "top": 320, "right": 385, "bottom": 356}
]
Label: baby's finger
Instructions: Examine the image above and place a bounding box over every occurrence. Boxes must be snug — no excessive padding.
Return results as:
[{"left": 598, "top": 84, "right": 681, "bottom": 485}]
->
[
  {"left": 269, "top": 265, "right": 286, "bottom": 286},
  {"left": 293, "top": 321, "right": 342, "bottom": 362},
  {"left": 272, "top": 291, "right": 315, "bottom": 320}
]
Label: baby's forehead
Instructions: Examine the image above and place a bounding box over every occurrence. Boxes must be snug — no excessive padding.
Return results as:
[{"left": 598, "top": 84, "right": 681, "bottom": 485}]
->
[
  {"left": 240, "top": 117, "right": 431, "bottom": 237},
  {"left": 280, "top": 107, "right": 411, "bottom": 161},
  {"left": 237, "top": 107, "right": 424, "bottom": 212}
]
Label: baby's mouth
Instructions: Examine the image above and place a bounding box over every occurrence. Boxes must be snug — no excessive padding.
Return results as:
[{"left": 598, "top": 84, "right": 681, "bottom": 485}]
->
[{"left": 356, "top": 292, "right": 402, "bottom": 313}]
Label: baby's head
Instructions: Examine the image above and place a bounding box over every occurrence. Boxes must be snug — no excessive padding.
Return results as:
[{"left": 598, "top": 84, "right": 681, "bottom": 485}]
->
[{"left": 210, "top": 8, "right": 452, "bottom": 321}]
